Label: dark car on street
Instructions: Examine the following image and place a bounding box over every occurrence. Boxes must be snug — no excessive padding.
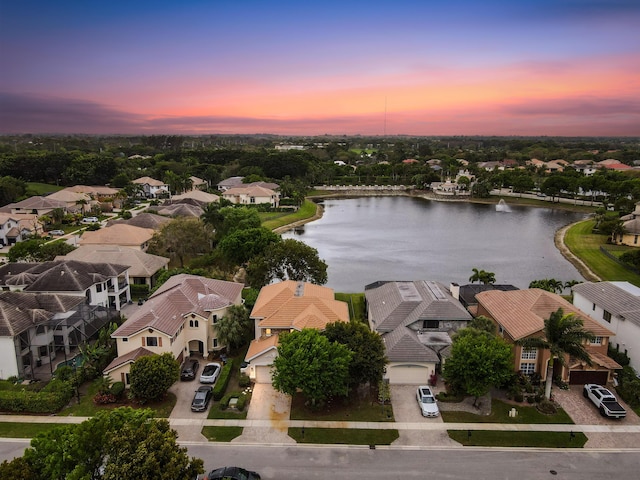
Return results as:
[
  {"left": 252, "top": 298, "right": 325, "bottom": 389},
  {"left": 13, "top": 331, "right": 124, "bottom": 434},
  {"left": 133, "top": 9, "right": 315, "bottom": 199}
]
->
[
  {"left": 191, "top": 385, "right": 213, "bottom": 412},
  {"left": 197, "top": 466, "right": 261, "bottom": 480},
  {"left": 180, "top": 358, "right": 200, "bottom": 380}
]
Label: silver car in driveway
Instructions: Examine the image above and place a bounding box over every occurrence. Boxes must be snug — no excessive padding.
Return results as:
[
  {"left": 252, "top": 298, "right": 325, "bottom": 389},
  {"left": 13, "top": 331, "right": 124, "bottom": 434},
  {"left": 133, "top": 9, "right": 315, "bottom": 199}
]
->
[
  {"left": 199, "top": 362, "right": 221, "bottom": 384},
  {"left": 416, "top": 385, "right": 439, "bottom": 417}
]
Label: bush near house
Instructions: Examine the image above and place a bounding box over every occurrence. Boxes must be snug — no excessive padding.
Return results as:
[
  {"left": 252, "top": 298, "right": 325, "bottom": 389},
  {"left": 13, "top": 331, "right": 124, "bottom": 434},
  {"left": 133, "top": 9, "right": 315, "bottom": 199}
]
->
[
  {"left": 0, "top": 379, "right": 74, "bottom": 413},
  {"left": 212, "top": 361, "right": 233, "bottom": 401}
]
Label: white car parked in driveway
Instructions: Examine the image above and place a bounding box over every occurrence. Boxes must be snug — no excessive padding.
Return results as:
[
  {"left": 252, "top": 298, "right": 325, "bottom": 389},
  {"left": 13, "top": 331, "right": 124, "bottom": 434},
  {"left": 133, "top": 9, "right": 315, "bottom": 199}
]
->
[
  {"left": 200, "top": 362, "right": 221, "bottom": 384},
  {"left": 416, "top": 385, "right": 439, "bottom": 417}
]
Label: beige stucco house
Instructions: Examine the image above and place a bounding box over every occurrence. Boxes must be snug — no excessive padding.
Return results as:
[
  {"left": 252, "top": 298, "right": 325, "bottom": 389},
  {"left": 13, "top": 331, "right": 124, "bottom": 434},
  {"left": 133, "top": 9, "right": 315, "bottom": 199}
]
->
[
  {"left": 222, "top": 185, "right": 280, "bottom": 208},
  {"left": 105, "top": 274, "right": 243, "bottom": 385},
  {"left": 78, "top": 224, "right": 155, "bottom": 251}
]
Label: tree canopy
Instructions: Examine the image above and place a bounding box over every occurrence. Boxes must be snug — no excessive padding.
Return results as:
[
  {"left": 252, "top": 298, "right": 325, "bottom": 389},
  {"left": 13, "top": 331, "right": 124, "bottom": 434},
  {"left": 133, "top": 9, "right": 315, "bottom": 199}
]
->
[
  {"left": 214, "top": 304, "right": 253, "bottom": 353},
  {"left": 217, "top": 227, "right": 280, "bottom": 265},
  {"left": 443, "top": 327, "right": 513, "bottom": 406},
  {"left": 129, "top": 353, "right": 180, "bottom": 403},
  {"left": 7, "top": 238, "right": 76, "bottom": 262},
  {"left": 272, "top": 329, "right": 352, "bottom": 406},
  {"left": 147, "top": 217, "right": 214, "bottom": 268}
]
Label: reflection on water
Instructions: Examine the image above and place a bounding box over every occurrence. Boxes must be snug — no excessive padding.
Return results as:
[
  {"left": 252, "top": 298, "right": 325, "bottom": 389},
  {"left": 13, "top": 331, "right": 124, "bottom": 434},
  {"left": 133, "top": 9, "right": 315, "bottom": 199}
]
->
[{"left": 282, "top": 196, "right": 588, "bottom": 293}]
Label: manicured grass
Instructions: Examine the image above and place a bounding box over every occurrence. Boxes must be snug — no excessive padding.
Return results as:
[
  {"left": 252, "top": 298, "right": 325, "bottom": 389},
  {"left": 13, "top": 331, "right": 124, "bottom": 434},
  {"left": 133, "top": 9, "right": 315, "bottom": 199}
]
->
[
  {"left": 440, "top": 399, "right": 573, "bottom": 424},
  {"left": 289, "top": 427, "right": 399, "bottom": 445},
  {"left": 260, "top": 200, "right": 318, "bottom": 230},
  {"left": 60, "top": 379, "right": 176, "bottom": 418},
  {"left": 448, "top": 430, "right": 587, "bottom": 448},
  {"left": 201, "top": 426, "right": 243, "bottom": 442},
  {"left": 0, "top": 422, "right": 62, "bottom": 438},
  {"left": 564, "top": 220, "right": 640, "bottom": 286},
  {"left": 335, "top": 293, "right": 366, "bottom": 322},
  {"left": 290, "top": 391, "right": 394, "bottom": 422},
  {"left": 26, "top": 182, "right": 63, "bottom": 195},
  {"left": 207, "top": 402, "right": 249, "bottom": 420}
]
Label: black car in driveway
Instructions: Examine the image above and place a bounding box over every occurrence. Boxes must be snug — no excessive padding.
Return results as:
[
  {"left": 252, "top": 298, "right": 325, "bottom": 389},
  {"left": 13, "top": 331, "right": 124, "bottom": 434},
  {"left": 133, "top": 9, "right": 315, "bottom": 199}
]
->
[
  {"left": 197, "top": 466, "right": 261, "bottom": 480},
  {"left": 191, "top": 386, "right": 213, "bottom": 412},
  {"left": 180, "top": 358, "right": 200, "bottom": 380}
]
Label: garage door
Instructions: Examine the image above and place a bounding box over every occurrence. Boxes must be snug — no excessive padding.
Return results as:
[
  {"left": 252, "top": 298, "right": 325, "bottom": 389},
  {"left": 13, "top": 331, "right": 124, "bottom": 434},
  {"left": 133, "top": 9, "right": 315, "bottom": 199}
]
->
[
  {"left": 255, "top": 366, "right": 272, "bottom": 384},
  {"left": 569, "top": 370, "right": 608, "bottom": 385},
  {"left": 387, "top": 364, "right": 432, "bottom": 385}
]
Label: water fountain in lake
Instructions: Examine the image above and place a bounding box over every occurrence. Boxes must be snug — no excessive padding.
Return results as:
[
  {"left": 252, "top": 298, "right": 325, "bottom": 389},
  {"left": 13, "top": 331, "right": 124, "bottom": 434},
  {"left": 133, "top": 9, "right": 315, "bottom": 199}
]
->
[{"left": 496, "top": 199, "right": 512, "bottom": 212}]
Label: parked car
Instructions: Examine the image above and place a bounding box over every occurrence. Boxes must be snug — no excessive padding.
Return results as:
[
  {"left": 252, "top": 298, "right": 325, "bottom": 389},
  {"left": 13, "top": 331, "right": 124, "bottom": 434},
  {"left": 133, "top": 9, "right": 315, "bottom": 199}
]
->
[
  {"left": 180, "top": 358, "right": 200, "bottom": 381},
  {"left": 197, "top": 466, "right": 261, "bottom": 480},
  {"left": 191, "top": 385, "right": 213, "bottom": 412},
  {"left": 240, "top": 361, "right": 250, "bottom": 375},
  {"left": 416, "top": 385, "right": 439, "bottom": 417},
  {"left": 200, "top": 362, "right": 222, "bottom": 384},
  {"left": 81, "top": 216, "right": 99, "bottom": 224},
  {"left": 583, "top": 383, "right": 626, "bottom": 419},
  {"left": 48, "top": 229, "right": 65, "bottom": 236}
]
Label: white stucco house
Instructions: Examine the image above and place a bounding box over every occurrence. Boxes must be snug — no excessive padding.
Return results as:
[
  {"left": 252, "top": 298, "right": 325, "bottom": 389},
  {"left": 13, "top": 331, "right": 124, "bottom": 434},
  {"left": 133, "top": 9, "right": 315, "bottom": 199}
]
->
[{"left": 573, "top": 281, "right": 640, "bottom": 374}]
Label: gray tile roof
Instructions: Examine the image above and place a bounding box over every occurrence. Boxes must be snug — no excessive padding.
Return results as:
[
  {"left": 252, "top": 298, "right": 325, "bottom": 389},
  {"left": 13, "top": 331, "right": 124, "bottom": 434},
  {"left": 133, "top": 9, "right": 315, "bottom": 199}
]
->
[
  {"left": 383, "top": 327, "right": 440, "bottom": 362},
  {"left": 58, "top": 246, "right": 168, "bottom": 278},
  {"left": 365, "top": 280, "right": 472, "bottom": 333},
  {"left": 573, "top": 281, "right": 640, "bottom": 327},
  {"left": 106, "top": 212, "right": 172, "bottom": 230},
  {"left": 0, "top": 260, "right": 129, "bottom": 292}
]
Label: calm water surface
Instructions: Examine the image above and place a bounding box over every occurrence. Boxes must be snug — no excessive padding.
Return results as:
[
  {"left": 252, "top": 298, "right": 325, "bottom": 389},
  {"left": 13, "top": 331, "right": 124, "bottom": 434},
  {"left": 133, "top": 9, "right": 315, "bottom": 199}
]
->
[{"left": 283, "top": 196, "right": 589, "bottom": 293}]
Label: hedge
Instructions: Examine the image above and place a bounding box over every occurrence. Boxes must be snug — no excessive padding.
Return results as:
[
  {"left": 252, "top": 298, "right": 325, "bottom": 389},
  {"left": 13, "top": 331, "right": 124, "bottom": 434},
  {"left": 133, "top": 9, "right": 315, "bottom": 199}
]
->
[
  {"left": 212, "top": 361, "right": 233, "bottom": 401},
  {"left": 0, "top": 380, "right": 73, "bottom": 413}
]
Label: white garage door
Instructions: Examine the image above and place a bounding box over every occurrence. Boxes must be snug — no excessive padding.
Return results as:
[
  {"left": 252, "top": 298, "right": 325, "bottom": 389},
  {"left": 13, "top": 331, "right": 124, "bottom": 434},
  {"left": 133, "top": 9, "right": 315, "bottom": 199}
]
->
[
  {"left": 255, "top": 366, "right": 273, "bottom": 384},
  {"left": 387, "top": 364, "right": 432, "bottom": 385}
]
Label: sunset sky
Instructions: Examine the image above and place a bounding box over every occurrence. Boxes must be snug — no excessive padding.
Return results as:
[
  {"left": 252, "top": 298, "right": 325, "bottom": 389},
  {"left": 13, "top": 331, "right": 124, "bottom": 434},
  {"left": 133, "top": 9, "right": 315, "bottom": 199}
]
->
[{"left": 1, "top": 0, "right": 639, "bottom": 136}]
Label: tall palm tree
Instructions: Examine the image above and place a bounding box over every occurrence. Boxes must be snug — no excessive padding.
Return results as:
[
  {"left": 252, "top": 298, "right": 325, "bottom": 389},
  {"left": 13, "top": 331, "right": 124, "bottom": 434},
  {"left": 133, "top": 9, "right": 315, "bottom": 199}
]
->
[
  {"left": 517, "top": 308, "right": 595, "bottom": 400},
  {"left": 469, "top": 268, "right": 482, "bottom": 283}
]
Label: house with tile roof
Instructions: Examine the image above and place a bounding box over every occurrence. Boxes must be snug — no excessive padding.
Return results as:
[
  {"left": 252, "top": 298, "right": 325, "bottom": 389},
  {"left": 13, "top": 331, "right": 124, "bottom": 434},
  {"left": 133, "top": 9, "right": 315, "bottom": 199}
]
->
[
  {"left": 57, "top": 245, "right": 169, "bottom": 290},
  {"left": 106, "top": 212, "right": 171, "bottom": 230},
  {"left": 243, "top": 280, "right": 349, "bottom": 383},
  {"left": 572, "top": 281, "right": 640, "bottom": 375},
  {"left": 612, "top": 202, "right": 640, "bottom": 247},
  {"left": 78, "top": 224, "right": 155, "bottom": 251},
  {"left": 106, "top": 274, "right": 243, "bottom": 385},
  {"left": 171, "top": 189, "right": 219, "bottom": 206},
  {"left": 0, "top": 196, "right": 69, "bottom": 217},
  {"left": 0, "top": 291, "right": 96, "bottom": 379},
  {"left": 0, "top": 259, "right": 131, "bottom": 310},
  {"left": 0, "top": 212, "right": 42, "bottom": 247},
  {"left": 222, "top": 185, "right": 280, "bottom": 207},
  {"left": 476, "top": 288, "right": 621, "bottom": 385},
  {"left": 132, "top": 176, "right": 170, "bottom": 199},
  {"left": 365, "top": 280, "right": 472, "bottom": 384}
]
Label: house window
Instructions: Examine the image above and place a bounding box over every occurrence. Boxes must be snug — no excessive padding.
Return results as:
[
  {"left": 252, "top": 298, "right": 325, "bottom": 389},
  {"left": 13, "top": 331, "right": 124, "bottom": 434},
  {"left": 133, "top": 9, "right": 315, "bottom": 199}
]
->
[
  {"left": 635, "top": 235, "right": 639, "bottom": 245},
  {"left": 146, "top": 337, "right": 158, "bottom": 347},
  {"left": 96, "top": 283, "right": 103, "bottom": 293},
  {"left": 189, "top": 319, "right": 199, "bottom": 328},
  {"left": 422, "top": 320, "right": 439, "bottom": 329},
  {"left": 36, "top": 325, "right": 47, "bottom": 335},
  {"left": 212, "top": 315, "right": 218, "bottom": 324},
  {"left": 591, "top": 336, "right": 603, "bottom": 345},
  {"left": 520, "top": 363, "right": 536, "bottom": 375},
  {"left": 38, "top": 346, "right": 48, "bottom": 358},
  {"left": 122, "top": 338, "right": 128, "bottom": 342},
  {"left": 592, "top": 303, "right": 596, "bottom": 311},
  {"left": 265, "top": 328, "right": 272, "bottom": 336},
  {"left": 603, "top": 310, "right": 612, "bottom": 322},
  {"left": 521, "top": 348, "right": 537, "bottom": 360},
  {"left": 250, "top": 197, "right": 256, "bottom": 204},
  {"left": 212, "top": 338, "right": 218, "bottom": 348}
]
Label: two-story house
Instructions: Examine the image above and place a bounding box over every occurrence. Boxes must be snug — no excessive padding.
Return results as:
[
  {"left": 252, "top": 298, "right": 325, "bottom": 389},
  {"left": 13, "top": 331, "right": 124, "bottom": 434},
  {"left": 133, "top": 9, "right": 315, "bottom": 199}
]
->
[
  {"left": 132, "top": 176, "right": 170, "bottom": 199},
  {"left": 365, "top": 280, "right": 472, "bottom": 384},
  {"left": 572, "top": 281, "right": 640, "bottom": 375},
  {"left": 0, "top": 213, "right": 42, "bottom": 247},
  {"left": 105, "top": 274, "right": 243, "bottom": 385},
  {"left": 476, "top": 288, "right": 621, "bottom": 385},
  {"left": 222, "top": 185, "right": 280, "bottom": 208},
  {"left": 243, "top": 280, "right": 349, "bottom": 383}
]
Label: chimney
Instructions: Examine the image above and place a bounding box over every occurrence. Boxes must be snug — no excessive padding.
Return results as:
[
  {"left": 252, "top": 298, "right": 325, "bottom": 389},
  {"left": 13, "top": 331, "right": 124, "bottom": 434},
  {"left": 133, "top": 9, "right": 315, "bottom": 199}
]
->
[{"left": 449, "top": 282, "right": 460, "bottom": 300}]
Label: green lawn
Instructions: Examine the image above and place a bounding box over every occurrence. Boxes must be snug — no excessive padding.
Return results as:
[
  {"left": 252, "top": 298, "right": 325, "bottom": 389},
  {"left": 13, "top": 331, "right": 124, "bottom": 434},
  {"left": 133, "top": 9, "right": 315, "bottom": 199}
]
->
[
  {"left": 0, "top": 422, "right": 61, "bottom": 438},
  {"left": 289, "top": 427, "right": 399, "bottom": 445},
  {"left": 564, "top": 220, "right": 640, "bottom": 286},
  {"left": 335, "top": 293, "right": 366, "bottom": 322},
  {"left": 440, "top": 399, "right": 574, "bottom": 424},
  {"left": 448, "top": 430, "right": 587, "bottom": 448},
  {"left": 26, "top": 182, "right": 63, "bottom": 195},
  {"left": 201, "top": 426, "right": 243, "bottom": 442},
  {"left": 260, "top": 200, "right": 318, "bottom": 230},
  {"left": 290, "top": 391, "right": 394, "bottom": 422}
]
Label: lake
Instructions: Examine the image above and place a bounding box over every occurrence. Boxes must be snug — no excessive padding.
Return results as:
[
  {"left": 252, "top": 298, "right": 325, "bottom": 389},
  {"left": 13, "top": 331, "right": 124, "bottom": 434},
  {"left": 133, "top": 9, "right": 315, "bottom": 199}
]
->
[{"left": 282, "top": 196, "right": 589, "bottom": 293}]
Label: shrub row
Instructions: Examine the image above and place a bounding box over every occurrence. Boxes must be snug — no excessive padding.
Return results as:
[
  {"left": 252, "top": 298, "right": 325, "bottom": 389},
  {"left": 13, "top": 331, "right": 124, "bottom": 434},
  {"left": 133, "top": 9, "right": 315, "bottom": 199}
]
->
[
  {"left": 219, "top": 392, "right": 250, "bottom": 411},
  {"left": 0, "top": 380, "right": 74, "bottom": 413},
  {"left": 212, "top": 361, "right": 233, "bottom": 401}
]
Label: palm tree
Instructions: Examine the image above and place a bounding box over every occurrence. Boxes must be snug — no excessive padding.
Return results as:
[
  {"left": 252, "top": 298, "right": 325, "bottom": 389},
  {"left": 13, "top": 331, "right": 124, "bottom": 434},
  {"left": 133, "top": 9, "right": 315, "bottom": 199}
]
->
[
  {"left": 479, "top": 270, "right": 496, "bottom": 285},
  {"left": 213, "top": 305, "right": 252, "bottom": 353},
  {"left": 469, "top": 268, "right": 482, "bottom": 283},
  {"left": 517, "top": 308, "right": 595, "bottom": 400}
]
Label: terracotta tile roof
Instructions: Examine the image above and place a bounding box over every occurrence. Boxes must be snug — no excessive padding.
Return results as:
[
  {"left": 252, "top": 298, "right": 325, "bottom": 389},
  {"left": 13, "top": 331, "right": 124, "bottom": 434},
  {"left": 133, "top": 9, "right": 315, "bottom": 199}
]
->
[
  {"left": 172, "top": 190, "right": 219, "bottom": 204},
  {"left": 104, "top": 347, "right": 155, "bottom": 373},
  {"left": 245, "top": 335, "right": 279, "bottom": 362},
  {"left": 251, "top": 280, "right": 348, "bottom": 330},
  {"left": 79, "top": 224, "right": 154, "bottom": 247},
  {"left": 132, "top": 176, "right": 166, "bottom": 186},
  {"left": 223, "top": 185, "right": 277, "bottom": 197},
  {"left": 476, "top": 288, "right": 614, "bottom": 340},
  {"left": 0, "top": 196, "right": 68, "bottom": 211},
  {"left": 113, "top": 275, "right": 243, "bottom": 338}
]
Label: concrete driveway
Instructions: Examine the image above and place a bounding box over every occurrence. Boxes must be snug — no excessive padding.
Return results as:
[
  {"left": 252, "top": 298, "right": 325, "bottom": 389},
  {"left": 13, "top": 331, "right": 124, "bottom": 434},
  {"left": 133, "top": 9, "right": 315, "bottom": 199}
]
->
[
  {"left": 231, "top": 383, "right": 295, "bottom": 444},
  {"left": 390, "top": 385, "right": 459, "bottom": 447},
  {"left": 169, "top": 366, "right": 210, "bottom": 442}
]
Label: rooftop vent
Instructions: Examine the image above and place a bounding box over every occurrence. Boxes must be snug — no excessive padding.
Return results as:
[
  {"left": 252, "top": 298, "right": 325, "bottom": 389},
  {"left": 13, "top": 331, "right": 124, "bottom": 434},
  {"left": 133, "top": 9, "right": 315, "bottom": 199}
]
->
[{"left": 294, "top": 281, "right": 305, "bottom": 297}]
